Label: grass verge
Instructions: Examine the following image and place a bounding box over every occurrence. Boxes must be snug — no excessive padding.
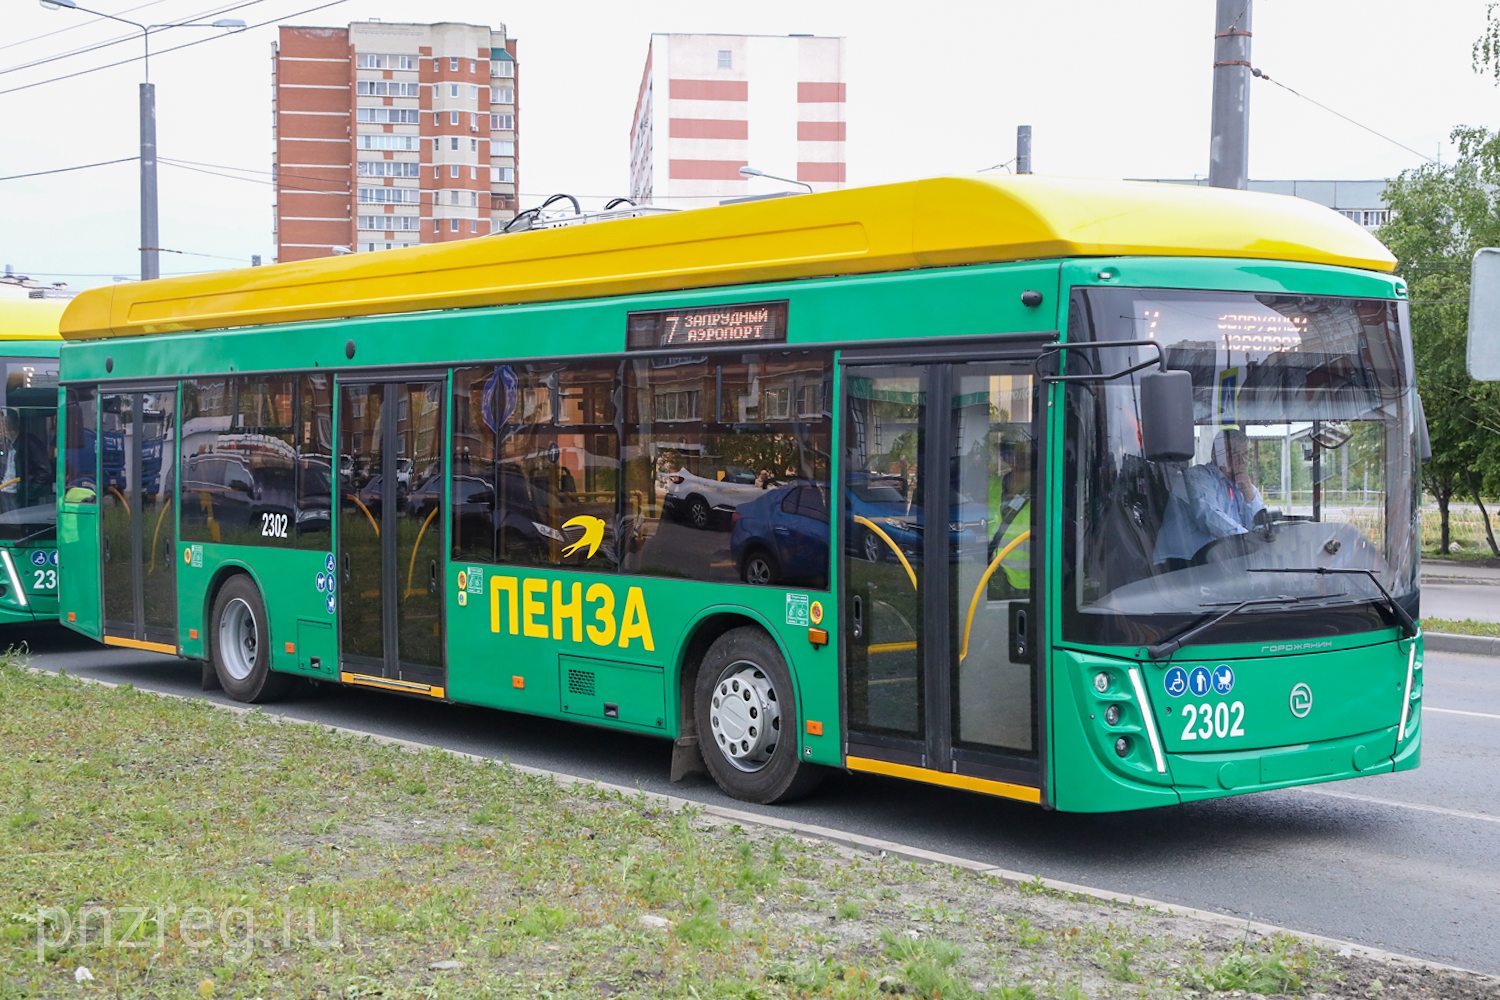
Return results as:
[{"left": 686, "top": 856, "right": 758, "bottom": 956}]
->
[
  {"left": 1422, "top": 617, "right": 1500, "bottom": 638},
  {"left": 1, "top": 653, "right": 1495, "bottom": 998}
]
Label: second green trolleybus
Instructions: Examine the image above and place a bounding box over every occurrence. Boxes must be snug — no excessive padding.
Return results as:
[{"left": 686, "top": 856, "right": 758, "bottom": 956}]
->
[{"left": 55, "top": 176, "right": 1424, "bottom": 811}]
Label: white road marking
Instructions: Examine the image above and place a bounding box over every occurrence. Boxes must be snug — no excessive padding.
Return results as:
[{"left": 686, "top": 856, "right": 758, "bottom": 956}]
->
[
  {"left": 1424, "top": 706, "right": 1500, "bottom": 721},
  {"left": 1299, "top": 788, "right": 1500, "bottom": 825}
]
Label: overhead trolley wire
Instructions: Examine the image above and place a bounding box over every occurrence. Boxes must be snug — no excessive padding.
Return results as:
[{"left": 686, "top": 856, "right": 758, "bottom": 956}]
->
[
  {"left": 0, "top": 0, "right": 269, "bottom": 78},
  {"left": 0, "top": 0, "right": 174, "bottom": 54},
  {"left": 1251, "top": 67, "right": 1436, "bottom": 164},
  {"left": 0, "top": 0, "right": 349, "bottom": 97},
  {"left": 0, "top": 157, "right": 137, "bottom": 182}
]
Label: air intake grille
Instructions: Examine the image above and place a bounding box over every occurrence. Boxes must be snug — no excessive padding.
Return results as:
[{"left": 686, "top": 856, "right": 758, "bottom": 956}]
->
[{"left": 567, "top": 669, "right": 596, "bottom": 697}]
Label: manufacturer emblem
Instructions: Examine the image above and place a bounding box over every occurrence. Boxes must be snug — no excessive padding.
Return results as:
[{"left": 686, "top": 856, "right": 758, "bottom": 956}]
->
[
  {"left": 1289, "top": 683, "right": 1313, "bottom": 718},
  {"left": 560, "top": 516, "right": 606, "bottom": 559}
]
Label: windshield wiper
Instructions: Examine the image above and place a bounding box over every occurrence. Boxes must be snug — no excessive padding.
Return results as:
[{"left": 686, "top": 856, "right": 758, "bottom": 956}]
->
[
  {"left": 1247, "top": 567, "right": 1417, "bottom": 639},
  {"left": 1146, "top": 592, "right": 1342, "bottom": 662}
]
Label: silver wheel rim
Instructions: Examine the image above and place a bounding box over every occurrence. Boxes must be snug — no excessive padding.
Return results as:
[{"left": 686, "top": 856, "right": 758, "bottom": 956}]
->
[
  {"left": 709, "top": 659, "right": 781, "bottom": 772},
  {"left": 745, "top": 556, "right": 772, "bottom": 585},
  {"left": 864, "top": 531, "right": 881, "bottom": 562},
  {"left": 690, "top": 501, "right": 709, "bottom": 528},
  {"left": 219, "top": 597, "right": 258, "bottom": 681}
]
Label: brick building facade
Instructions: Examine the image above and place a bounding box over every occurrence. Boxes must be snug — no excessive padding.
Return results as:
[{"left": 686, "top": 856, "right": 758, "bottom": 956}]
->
[
  {"left": 630, "top": 34, "right": 845, "bottom": 209},
  {"left": 272, "top": 20, "right": 518, "bottom": 263}
]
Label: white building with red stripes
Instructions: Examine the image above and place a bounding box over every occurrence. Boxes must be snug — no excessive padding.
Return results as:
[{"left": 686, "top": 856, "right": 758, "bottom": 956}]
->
[{"left": 629, "top": 33, "right": 846, "bottom": 209}]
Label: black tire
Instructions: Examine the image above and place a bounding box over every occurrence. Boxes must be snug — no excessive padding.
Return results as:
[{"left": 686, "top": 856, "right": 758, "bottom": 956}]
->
[
  {"left": 686, "top": 495, "right": 711, "bottom": 530},
  {"left": 209, "top": 574, "right": 291, "bottom": 703},
  {"left": 695, "top": 627, "right": 823, "bottom": 804},
  {"left": 742, "top": 547, "right": 780, "bottom": 586}
]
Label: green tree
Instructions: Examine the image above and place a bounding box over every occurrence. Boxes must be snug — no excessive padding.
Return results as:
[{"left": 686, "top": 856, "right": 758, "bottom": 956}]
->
[{"left": 1377, "top": 127, "right": 1500, "bottom": 554}]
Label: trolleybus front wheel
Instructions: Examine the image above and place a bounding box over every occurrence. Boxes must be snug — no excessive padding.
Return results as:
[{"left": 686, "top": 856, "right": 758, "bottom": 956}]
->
[
  {"left": 210, "top": 574, "right": 292, "bottom": 704},
  {"left": 695, "top": 626, "right": 822, "bottom": 804}
]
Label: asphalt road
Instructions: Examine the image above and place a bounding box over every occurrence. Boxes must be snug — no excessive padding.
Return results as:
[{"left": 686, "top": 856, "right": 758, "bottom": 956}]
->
[
  {"left": 16, "top": 624, "right": 1500, "bottom": 975},
  {"left": 1423, "top": 583, "right": 1500, "bottom": 623}
]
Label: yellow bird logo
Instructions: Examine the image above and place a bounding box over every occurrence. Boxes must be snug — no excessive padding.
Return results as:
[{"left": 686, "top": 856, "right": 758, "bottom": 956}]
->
[{"left": 560, "top": 515, "right": 606, "bottom": 559}]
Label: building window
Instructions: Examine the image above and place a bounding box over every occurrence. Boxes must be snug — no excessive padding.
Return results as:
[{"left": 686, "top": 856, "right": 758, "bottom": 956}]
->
[
  {"left": 450, "top": 111, "right": 459, "bottom": 126},
  {"left": 357, "top": 53, "right": 417, "bottom": 70},
  {"left": 470, "top": 85, "right": 478, "bottom": 100},
  {"left": 359, "top": 214, "right": 421, "bottom": 231},
  {"left": 450, "top": 217, "right": 460, "bottom": 232},
  {"left": 491, "top": 166, "right": 515, "bottom": 183},
  {"left": 718, "top": 49, "right": 732, "bottom": 69},
  {"left": 470, "top": 218, "right": 477, "bottom": 233},
  {"left": 450, "top": 57, "right": 459, "bottom": 71},
  {"left": 491, "top": 139, "right": 515, "bottom": 157},
  {"left": 358, "top": 134, "right": 420, "bottom": 151},
  {"left": 450, "top": 190, "right": 459, "bottom": 205},
  {"left": 356, "top": 107, "right": 421, "bottom": 124},
  {"left": 449, "top": 83, "right": 459, "bottom": 98},
  {"left": 356, "top": 80, "right": 420, "bottom": 97},
  {"left": 450, "top": 136, "right": 459, "bottom": 150},
  {"left": 358, "top": 187, "right": 421, "bottom": 204},
  {"left": 433, "top": 165, "right": 440, "bottom": 180},
  {"left": 491, "top": 60, "right": 514, "bottom": 78},
  {"left": 357, "top": 160, "right": 421, "bottom": 178},
  {"left": 433, "top": 58, "right": 440, "bottom": 72},
  {"left": 470, "top": 59, "right": 476, "bottom": 73},
  {"left": 434, "top": 218, "right": 441, "bottom": 233},
  {"left": 491, "top": 113, "right": 514, "bottom": 131},
  {"left": 492, "top": 87, "right": 514, "bottom": 104},
  {"left": 450, "top": 164, "right": 459, "bottom": 178},
  {"left": 470, "top": 139, "right": 478, "bottom": 152},
  {"left": 470, "top": 191, "right": 478, "bottom": 206}
]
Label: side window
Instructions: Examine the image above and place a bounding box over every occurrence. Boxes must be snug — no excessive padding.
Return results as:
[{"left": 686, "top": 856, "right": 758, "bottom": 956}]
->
[
  {"left": 296, "top": 374, "right": 333, "bottom": 549},
  {"left": 180, "top": 376, "right": 296, "bottom": 546},
  {"left": 495, "top": 361, "right": 619, "bottom": 569},
  {"left": 64, "top": 386, "right": 97, "bottom": 504},
  {"left": 451, "top": 366, "right": 499, "bottom": 562},
  {"left": 622, "top": 351, "right": 832, "bottom": 586}
]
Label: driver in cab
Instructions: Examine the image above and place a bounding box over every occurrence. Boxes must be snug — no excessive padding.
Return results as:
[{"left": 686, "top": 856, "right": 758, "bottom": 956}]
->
[{"left": 1152, "top": 427, "right": 1265, "bottom": 571}]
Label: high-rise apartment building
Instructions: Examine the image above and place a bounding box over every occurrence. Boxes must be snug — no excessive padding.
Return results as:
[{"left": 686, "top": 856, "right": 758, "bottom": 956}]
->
[
  {"left": 630, "top": 34, "right": 845, "bottom": 209},
  {"left": 272, "top": 20, "right": 519, "bottom": 263}
]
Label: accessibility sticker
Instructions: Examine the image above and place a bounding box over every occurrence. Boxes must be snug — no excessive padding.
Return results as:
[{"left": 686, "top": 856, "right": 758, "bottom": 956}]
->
[
  {"left": 325, "top": 552, "right": 336, "bottom": 575},
  {"left": 1188, "top": 665, "right": 1213, "bottom": 698},
  {"left": 316, "top": 573, "right": 327, "bottom": 593},
  {"left": 325, "top": 593, "right": 337, "bottom": 615},
  {"left": 1212, "top": 664, "right": 1236, "bottom": 696},
  {"left": 467, "top": 567, "right": 484, "bottom": 594},
  {"left": 30, "top": 550, "right": 46, "bottom": 567},
  {"left": 1163, "top": 666, "right": 1189, "bottom": 698},
  {"left": 785, "top": 593, "right": 810, "bottom": 627}
]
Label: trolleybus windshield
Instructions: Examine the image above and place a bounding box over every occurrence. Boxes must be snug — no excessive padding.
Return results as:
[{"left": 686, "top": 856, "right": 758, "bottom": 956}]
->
[
  {"left": 1063, "top": 288, "right": 1417, "bottom": 646},
  {"left": 0, "top": 356, "right": 59, "bottom": 541}
]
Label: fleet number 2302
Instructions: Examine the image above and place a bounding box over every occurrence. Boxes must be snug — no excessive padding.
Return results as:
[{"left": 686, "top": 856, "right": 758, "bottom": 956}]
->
[{"left": 1180, "top": 701, "right": 1245, "bottom": 741}]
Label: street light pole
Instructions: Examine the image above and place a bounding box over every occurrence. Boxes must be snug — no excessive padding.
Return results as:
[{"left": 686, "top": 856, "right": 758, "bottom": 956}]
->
[
  {"left": 40, "top": 1, "right": 244, "bottom": 280},
  {"left": 738, "top": 166, "right": 814, "bottom": 194}
]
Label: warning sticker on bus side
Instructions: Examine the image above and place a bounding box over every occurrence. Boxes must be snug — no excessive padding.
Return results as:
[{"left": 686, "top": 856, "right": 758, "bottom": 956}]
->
[{"left": 785, "top": 593, "right": 810, "bottom": 627}]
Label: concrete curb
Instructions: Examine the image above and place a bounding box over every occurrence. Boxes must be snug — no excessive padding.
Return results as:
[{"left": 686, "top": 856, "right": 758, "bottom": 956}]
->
[
  {"left": 25, "top": 664, "right": 1500, "bottom": 986},
  {"left": 1423, "top": 631, "right": 1500, "bottom": 656}
]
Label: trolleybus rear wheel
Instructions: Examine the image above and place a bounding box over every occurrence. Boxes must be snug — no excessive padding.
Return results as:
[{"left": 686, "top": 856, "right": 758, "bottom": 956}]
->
[
  {"left": 210, "top": 574, "right": 291, "bottom": 703},
  {"left": 695, "top": 626, "right": 822, "bottom": 803}
]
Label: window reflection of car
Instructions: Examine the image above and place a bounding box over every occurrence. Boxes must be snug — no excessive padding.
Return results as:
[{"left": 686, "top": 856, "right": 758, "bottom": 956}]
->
[
  {"left": 183, "top": 454, "right": 258, "bottom": 528},
  {"left": 295, "top": 458, "right": 332, "bottom": 536},
  {"left": 663, "top": 465, "right": 769, "bottom": 530},
  {"left": 730, "top": 482, "right": 830, "bottom": 587},
  {"left": 846, "top": 472, "right": 988, "bottom": 564},
  {"left": 395, "top": 457, "right": 413, "bottom": 489}
]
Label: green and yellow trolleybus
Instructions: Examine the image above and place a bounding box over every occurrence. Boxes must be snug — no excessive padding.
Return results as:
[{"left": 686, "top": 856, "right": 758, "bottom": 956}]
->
[
  {"left": 0, "top": 297, "right": 63, "bottom": 623},
  {"left": 55, "top": 176, "right": 1423, "bottom": 810}
]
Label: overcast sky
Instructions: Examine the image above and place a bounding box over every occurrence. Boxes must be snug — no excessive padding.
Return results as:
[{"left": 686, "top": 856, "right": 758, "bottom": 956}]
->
[{"left": 4, "top": 0, "right": 1497, "bottom": 289}]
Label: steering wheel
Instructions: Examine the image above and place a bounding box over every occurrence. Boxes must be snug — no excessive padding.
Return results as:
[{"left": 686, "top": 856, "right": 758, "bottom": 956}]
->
[{"left": 1190, "top": 530, "right": 1262, "bottom": 567}]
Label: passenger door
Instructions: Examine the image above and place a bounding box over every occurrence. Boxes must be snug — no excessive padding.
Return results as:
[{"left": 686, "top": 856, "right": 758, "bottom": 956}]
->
[
  {"left": 842, "top": 359, "right": 1043, "bottom": 797},
  {"left": 99, "top": 388, "right": 178, "bottom": 652},
  {"left": 337, "top": 378, "right": 447, "bottom": 697}
]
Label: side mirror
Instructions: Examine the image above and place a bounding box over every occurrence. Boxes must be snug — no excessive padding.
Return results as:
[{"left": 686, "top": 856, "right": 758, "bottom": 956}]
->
[
  {"left": 1140, "top": 368, "right": 1195, "bottom": 462},
  {"left": 1469, "top": 247, "right": 1500, "bottom": 380},
  {"left": 1415, "top": 391, "right": 1432, "bottom": 464}
]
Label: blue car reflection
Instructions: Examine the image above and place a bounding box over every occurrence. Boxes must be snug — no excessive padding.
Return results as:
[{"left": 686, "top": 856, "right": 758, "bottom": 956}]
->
[
  {"left": 846, "top": 472, "right": 989, "bottom": 564},
  {"left": 729, "top": 481, "right": 830, "bottom": 588}
]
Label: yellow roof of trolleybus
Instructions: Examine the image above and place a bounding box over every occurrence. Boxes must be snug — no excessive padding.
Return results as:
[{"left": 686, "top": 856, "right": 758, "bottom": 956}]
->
[
  {"left": 60, "top": 174, "right": 1397, "bottom": 341},
  {"left": 0, "top": 297, "right": 67, "bottom": 341}
]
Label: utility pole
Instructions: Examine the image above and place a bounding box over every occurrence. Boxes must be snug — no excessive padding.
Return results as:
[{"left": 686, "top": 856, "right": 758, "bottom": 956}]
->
[
  {"left": 140, "top": 82, "right": 159, "bottom": 280},
  {"left": 1016, "top": 125, "right": 1032, "bottom": 175},
  {"left": 1209, "top": 0, "right": 1252, "bottom": 189}
]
